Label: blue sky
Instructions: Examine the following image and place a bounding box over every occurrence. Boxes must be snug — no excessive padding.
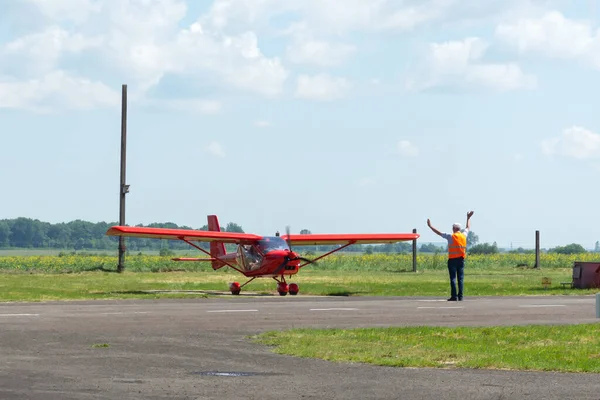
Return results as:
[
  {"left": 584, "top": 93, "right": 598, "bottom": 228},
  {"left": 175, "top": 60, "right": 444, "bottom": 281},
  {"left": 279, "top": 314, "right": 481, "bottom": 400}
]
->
[{"left": 1, "top": 0, "right": 600, "bottom": 249}]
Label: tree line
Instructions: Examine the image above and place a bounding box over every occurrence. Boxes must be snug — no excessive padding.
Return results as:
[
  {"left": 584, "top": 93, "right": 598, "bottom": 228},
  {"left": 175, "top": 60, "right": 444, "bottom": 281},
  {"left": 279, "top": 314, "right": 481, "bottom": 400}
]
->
[
  {"left": 0, "top": 218, "right": 413, "bottom": 253},
  {"left": 0, "top": 218, "right": 244, "bottom": 251},
  {"left": 1, "top": 218, "right": 593, "bottom": 255}
]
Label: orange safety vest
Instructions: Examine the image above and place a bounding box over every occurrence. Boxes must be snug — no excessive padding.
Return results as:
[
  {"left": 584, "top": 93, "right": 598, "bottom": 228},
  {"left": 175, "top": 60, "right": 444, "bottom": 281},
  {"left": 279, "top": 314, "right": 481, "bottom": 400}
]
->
[{"left": 448, "top": 232, "right": 467, "bottom": 259}]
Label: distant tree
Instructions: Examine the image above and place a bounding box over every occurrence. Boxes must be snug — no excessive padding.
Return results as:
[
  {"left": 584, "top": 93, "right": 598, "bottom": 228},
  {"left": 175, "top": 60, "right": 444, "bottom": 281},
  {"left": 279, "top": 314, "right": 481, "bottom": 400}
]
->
[
  {"left": 549, "top": 243, "right": 586, "bottom": 254},
  {"left": 509, "top": 247, "right": 535, "bottom": 254},
  {"left": 0, "top": 221, "right": 10, "bottom": 247},
  {"left": 225, "top": 222, "right": 244, "bottom": 233},
  {"left": 364, "top": 245, "right": 374, "bottom": 255},
  {"left": 467, "top": 231, "right": 479, "bottom": 247},
  {"left": 47, "top": 223, "right": 71, "bottom": 248},
  {"left": 159, "top": 248, "right": 175, "bottom": 257},
  {"left": 469, "top": 242, "right": 499, "bottom": 255},
  {"left": 300, "top": 229, "right": 312, "bottom": 235},
  {"left": 595, "top": 241, "right": 600, "bottom": 253},
  {"left": 420, "top": 243, "right": 444, "bottom": 253},
  {"left": 395, "top": 242, "right": 411, "bottom": 253},
  {"left": 0, "top": 217, "right": 253, "bottom": 251}
]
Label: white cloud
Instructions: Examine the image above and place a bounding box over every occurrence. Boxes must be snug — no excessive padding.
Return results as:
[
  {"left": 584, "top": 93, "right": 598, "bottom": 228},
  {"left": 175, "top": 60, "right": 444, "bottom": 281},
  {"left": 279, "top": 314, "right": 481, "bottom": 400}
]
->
[
  {"left": 496, "top": 11, "right": 600, "bottom": 67},
  {"left": 169, "top": 27, "right": 288, "bottom": 97},
  {"left": 2, "top": 0, "right": 289, "bottom": 111},
  {"left": 295, "top": 74, "right": 351, "bottom": 101},
  {"left": 397, "top": 140, "right": 419, "bottom": 157},
  {"left": 24, "top": 0, "right": 101, "bottom": 24},
  {"left": 3, "top": 26, "right": 102, "bottom": 73},
  {"left": 409, "top": 37, "right": 536, "bottom": 91},
  {"left": 0, "top": 71, "right": 119, "bottom": 112},
  {"left": 542, "top": 126, "right": 600, "bottom": 160},
  {"left": 254, "top": 120, "right": 271, "bottom": 127},
  {"left": 204, "top": 0, "right": 454, "bottom": 36},
  {"left": 207, "top": 141, "right": 226, "bottom": 157},
  {"left": 286, "top": 38, "right": 356, "bottom": 67}
]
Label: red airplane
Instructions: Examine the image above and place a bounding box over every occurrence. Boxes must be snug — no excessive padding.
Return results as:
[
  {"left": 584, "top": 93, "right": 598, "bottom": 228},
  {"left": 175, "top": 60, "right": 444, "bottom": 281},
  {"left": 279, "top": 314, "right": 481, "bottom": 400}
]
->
[{"left": 106, "top": 215, "right": 419, "bottom": 296}]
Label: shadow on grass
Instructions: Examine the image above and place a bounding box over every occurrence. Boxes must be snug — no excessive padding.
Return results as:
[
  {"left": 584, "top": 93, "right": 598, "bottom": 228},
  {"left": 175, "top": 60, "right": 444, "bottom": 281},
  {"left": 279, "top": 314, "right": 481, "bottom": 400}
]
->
[
  {"left": 78, "top": 265, "right": 120, "bottom": 273},
  {"left": 530, "top": 286, "right": 597, "bottom": 293},
  {"left": 389, "top": 269, "right": 419, "bottom": 273},
  {"left": 326, "top": 290, "right": 367, "bottom": 297},
  {"left": 92, "top": 289, "right": 279, "bottom": 297}
]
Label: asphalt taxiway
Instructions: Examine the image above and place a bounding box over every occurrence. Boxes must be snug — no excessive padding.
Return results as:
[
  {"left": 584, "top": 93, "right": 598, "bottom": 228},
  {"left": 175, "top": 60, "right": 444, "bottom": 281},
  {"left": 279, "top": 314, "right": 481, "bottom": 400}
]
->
[{"left": 0, "top": 295, "right": 598, "bottom": 400}]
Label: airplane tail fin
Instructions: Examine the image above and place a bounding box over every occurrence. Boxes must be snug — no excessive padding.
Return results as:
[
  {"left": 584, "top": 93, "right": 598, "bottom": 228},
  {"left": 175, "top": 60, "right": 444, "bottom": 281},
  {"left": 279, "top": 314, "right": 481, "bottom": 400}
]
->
[{"left": 207, "top": 215, "right": 227, "bottom": 270}]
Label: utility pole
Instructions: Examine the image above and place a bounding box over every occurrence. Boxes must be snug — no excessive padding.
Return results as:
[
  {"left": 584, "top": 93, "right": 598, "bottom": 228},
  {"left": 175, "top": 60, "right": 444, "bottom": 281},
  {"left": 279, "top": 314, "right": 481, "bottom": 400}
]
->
[
  {"left": 117, "top": 84, "right": 129, "bottom": 273},
  {"left": 412, "top": 228, "right": 417, "bottom": 272},
  {"left": 534, "top": 230, "right": 540, "bottom": 269}
]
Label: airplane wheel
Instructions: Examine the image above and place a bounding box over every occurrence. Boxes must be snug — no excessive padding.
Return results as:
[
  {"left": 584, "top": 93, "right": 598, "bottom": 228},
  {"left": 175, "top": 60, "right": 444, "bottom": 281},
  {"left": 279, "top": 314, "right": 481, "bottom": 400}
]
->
[
  {"left": 289, "top": 283, "right": 299, "bottom": 296},
  {"left": 277, "top": 282, "right": 288, "bottom": 296},
  {"left": 229, "top": 282, "right": 241, "bottom": 295}
]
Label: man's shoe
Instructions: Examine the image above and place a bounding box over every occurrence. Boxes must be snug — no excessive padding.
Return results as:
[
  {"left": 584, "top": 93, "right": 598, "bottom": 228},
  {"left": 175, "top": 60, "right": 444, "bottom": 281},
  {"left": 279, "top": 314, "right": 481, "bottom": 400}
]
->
[
  {"left": 458, "top": 297, "right": 463, "bottom": 301},
  {"left": 447, "top": 297, "right": 457, "bottom": 301}
]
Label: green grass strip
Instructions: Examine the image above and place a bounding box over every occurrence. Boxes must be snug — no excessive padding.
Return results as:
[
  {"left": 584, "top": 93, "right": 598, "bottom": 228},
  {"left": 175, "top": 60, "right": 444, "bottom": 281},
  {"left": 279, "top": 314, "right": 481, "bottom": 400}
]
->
[
  {"left": 254, "top": 324, "right": 600, "bottom": 373},
  {"left": 0, "top": 269, "right": 596, "bottom": 302}
]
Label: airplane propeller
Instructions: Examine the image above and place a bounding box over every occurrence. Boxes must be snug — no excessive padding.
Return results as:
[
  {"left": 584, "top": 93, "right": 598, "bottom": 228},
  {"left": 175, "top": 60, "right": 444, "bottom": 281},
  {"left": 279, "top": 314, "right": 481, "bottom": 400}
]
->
[{"left": 285, "top": 225, "right": 317, "bottom": 265}]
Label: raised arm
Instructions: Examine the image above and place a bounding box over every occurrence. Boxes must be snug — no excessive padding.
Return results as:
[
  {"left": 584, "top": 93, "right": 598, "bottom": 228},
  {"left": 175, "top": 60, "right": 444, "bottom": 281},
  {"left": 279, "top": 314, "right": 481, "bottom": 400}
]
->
[
  {"left": 427, "top": 218, "right": 443, "bottom": 237},
  {"left": 466, "top": 211, "right": 474, "bottom": 230}
]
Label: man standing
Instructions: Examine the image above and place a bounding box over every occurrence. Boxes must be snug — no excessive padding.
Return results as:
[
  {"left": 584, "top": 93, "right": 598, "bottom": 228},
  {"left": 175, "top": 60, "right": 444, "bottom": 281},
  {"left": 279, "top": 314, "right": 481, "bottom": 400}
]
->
[{"left": 427, "top": 211, "right": 474, "bottom": 301}]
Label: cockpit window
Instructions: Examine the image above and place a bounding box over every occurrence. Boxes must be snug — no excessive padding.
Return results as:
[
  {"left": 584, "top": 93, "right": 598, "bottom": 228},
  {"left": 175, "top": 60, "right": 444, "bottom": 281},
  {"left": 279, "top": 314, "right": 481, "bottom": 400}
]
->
[{"left": 257, "top": 237, "right": 289, "bottom": 253}]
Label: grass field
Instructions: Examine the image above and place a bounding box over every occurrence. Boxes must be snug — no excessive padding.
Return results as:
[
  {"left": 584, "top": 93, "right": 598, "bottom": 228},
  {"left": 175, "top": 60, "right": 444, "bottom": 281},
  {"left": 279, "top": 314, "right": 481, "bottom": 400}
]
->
[
  {"left": 1, "top": 251, "right": 599, "bottom": 272},
  {"left": 254, "top": 324, "right": 600, "bottom": 373},
  {"left": 0, "top": 252, "right": 597, "bottom": 301},
  {"left": 0, "top": 265, "right": 596, "bottom": 302}
]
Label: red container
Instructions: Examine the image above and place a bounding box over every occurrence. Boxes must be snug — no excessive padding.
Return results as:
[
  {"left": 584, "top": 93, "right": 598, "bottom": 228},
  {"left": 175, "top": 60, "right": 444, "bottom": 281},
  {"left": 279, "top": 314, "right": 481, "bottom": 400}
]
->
[{"left": 572, "top": 262, "right": 600, "bottom": 289}]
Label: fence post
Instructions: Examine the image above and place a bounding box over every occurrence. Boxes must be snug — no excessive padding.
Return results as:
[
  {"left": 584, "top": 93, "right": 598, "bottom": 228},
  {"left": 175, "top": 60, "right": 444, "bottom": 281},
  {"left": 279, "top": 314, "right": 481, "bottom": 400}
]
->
[
  {"left": 412, "top": 228, "right": 417, "bottom": 272},
  {"left": 534, "top": 230, "right": 540, "bottom": 269}
]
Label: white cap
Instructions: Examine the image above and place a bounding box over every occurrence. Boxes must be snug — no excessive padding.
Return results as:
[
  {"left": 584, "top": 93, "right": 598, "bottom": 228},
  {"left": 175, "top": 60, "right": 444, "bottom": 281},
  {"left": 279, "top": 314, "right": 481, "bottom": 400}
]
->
[{"left": 452, "top": 223, "right": 462, "bottom": 230}]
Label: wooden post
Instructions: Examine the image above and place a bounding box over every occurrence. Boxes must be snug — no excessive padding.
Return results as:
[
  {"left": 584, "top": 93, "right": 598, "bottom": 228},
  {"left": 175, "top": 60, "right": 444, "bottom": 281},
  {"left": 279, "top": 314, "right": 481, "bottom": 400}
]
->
[
  {"left": 534, "top": 230, "right": 540, "bottom": 269},
  {"left": 117, "top": 84, "right": 128, "bottom": 273},
  {"left": 412, "top": 228, "right": 417, "bottom": 272}
]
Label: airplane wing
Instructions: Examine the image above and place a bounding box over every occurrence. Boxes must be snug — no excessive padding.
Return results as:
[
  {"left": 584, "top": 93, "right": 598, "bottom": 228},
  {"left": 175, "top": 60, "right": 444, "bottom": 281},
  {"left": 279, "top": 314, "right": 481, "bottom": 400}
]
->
[
  {"left": 106, "top": 226, "right": 262, "bottom": 244},
  {"left": 280, "top": 233, "right": 419, "bottom": 245}
]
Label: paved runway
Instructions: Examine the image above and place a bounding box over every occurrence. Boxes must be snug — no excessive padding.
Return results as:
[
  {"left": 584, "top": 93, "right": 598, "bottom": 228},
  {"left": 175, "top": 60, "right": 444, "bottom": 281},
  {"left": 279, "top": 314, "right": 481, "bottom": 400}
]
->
[{"left": 0, "top": 295, "right": 598, "bottom": 399}]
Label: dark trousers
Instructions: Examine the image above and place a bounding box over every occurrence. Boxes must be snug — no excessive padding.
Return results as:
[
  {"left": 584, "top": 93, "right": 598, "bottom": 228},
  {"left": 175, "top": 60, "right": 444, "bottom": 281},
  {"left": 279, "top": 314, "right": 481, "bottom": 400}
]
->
[{"left": 447, "top": 257, "right": 464, "bottom": 299}]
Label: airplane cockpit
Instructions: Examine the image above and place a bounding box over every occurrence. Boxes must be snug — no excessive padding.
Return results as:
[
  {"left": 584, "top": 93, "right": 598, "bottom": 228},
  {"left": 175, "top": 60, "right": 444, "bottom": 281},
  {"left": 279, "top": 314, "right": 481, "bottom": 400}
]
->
[
  {"left": 257, "top": 237, "right": 289, "bottom": 253},
  {"left": 237, "top": 237, "right": 290, "bottom": 272}
]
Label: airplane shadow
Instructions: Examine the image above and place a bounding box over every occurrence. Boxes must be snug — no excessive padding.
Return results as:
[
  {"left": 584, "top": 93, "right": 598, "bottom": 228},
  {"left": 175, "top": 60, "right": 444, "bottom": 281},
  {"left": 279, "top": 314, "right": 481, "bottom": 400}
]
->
[
  {"left": 325, "top": 290, "right": 367, "bottom": 297},
  {"left": 95, "top": 290, "right": 278, "bottom": 297}
]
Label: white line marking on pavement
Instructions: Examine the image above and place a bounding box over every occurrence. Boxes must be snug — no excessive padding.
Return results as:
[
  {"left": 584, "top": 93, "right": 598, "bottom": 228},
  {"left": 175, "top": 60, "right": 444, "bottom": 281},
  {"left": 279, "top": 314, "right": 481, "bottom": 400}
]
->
[
  {"left": 417, "top": 307, "right": 464, "bottom": 309},
  {"left": 310, "top": 308, "right": 359, "bottom": 311},
  {"left": 207, "top": 310, "right": 259, "bottom": 313},
  {"left": 518, "top": 305, "right": 566, "bottom": 308},
  {"left": 417, "top": 300, "right": 448, "bottom": 302},
  {"left": 0, "top": 313, "right": 40, "bottom": 317},
  {"left": 101, "top": 312, "right": 150, "bottom": 315}
]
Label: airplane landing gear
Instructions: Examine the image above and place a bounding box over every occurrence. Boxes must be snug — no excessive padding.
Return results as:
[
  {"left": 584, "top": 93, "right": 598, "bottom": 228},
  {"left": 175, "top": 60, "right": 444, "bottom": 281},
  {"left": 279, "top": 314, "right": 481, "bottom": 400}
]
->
[
  {"left": 229, "top": 282, "right": 241, "bottom": 295},
  {"left": 288, "top": 283, "right": 299, "bottom": 295},
  {"left": 277, "top": 282, "right": 288, "bottom": 296},
  {"left": 228, "top": 278, "right": 256, "bottom": 295},
  {"left": 274, "top": 277, "right": 298, "bottom": 296}
]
